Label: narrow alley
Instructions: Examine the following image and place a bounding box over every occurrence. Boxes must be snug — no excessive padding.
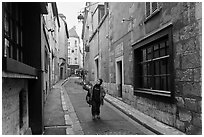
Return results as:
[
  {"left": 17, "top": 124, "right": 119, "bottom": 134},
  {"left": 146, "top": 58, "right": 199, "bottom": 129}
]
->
[
  {"left": 2, "top": 2, "right": 202, "bottom": 135},
  {"left": 44, "top": 77, "right": 156, "bottom": 135}
]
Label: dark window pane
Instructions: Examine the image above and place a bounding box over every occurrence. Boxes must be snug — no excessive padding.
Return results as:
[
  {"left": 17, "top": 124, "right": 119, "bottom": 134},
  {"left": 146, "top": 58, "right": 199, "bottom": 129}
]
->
[
  {"left": 154, "top": 44, "right": 159, "bottom": 50},
  {"left": 147, "top": 77, "right": 151, "bottom": 88},
  {"left": 147, "top": 46, "right": 152, "bottom": 53},
  {"left": 154, "top": 50, "right": 159, "bottom": 58},
  {"left": 155, "top": 77, "right": 160, "bottom": 89},
  {"left": 20, "top": 31, "right": 23, "bottom": 47},
  {"left": 160, "top": 48, "right": 166, "bottom": 56},
  {"left": 166, "top": 46, "right": 169, "bottom": 55},
  {"left": 167, "top": 76, "right": 170, "bottom": 91},
  {"left": 166, "top": 40, "right": 169, "bottom": 47},
  {"left": 154, "top": 61, "right": 160, "bottom": 75},
  {"left": 143, "top": 64, "right": 147, "bottom": 76},
  {"left": 4, "top": 13, "right": 9, "bottom": 35},
  {"left": 16, "top": 27, "right": 19, "bottom": 44},
  {"left": 152, "top": 2, "right": 158, "bottom": 12},
  {"left": 147, "top": 47, "right": 152, "bottom": 59},
  {"left": 160, "top": 76, "right": 167, "bottom": 90},
  {"left": 146, "top": 2, "right": 150, "bottom": 17},
  {"left": 9, "top": 44, "right": 13, "bottom": 58},
  {"left": 143, "top": 77, "right": 147, "bottom": 88},
  {"left": 161, "top": 59, "right": 167, "bottom": 74},
  {"left": 147, "top": 63, "right": 151, "bottom": 75},
  {"left": 160, "top": 41, "right": 165, "bottom": 48}
]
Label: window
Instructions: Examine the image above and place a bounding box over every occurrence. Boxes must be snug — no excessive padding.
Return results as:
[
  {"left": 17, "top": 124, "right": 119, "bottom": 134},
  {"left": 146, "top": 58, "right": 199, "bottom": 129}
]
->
[
  {"left": 68, "top": 48, "right": 71, "bottom": 54},
  {"left": 133, "top": 25, "right": 173, "bottom": 97},
  {"left": 98, "top": 5, "right": 105, "bottom": 23},
  {"left": 75, "top": 58, "right": 77, "bottom": 64},
  {"left": 145, "top": 2, "right": 158, "bottom": 18},
  {"left": 68, "top": 41, "right": 70, "bottom": 47},
  {"left": 68, "top": 57, "right": 71, "bottom": 64},
  {"left": 75, "top": 40, "right": 77, "bottom": 47},
  {"left": 75, "top": 49, "right": 77, "bottom": 54},
  {"left": 3, "top": 3, "right": 23, "bottom": 62},
  {"left": 138, "top": 38, "right": 170, "bottom": 90}
]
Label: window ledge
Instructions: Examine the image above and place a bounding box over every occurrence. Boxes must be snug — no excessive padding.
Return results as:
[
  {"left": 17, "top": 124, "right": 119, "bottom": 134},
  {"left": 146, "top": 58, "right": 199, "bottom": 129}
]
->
[
  {"left": 134, "top": 88, "right": 171, "bottom": 97},
  {"left": 144, "top": 8, "right": 161, "bottom": 24},
  {"left": 2, "top": 71, "right": 38, "bottom": 79},
  {"left": 3, "top": 57, "right": 38, "bottom": 77}
]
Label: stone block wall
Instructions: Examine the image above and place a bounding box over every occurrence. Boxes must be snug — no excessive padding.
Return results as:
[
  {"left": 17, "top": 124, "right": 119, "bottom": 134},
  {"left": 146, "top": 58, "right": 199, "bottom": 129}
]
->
[
  {"left": 172, "top": 2, "right": 202, "bottom": 134},
  {"left": 2, "top": 78, "right": 29, "bottom": 135}
]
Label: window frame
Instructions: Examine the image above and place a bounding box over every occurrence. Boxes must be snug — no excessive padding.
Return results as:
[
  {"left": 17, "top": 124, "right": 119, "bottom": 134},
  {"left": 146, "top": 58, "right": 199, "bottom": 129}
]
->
[
  {"left": 2, "top": 3, "right": 37, "bottom": 77},
  {"left": 133, "top": 24, "right": 174, "bottom": 98},
  {"left": 145, "top": 2, "right": 160, "bottom": 23}
]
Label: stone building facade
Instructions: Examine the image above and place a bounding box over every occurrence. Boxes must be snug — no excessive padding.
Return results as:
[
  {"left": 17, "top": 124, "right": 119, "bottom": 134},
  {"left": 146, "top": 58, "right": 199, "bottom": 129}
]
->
[
  {"left": 58, "top": 14, "right": 69, "bottom": 79},
  {"left": 2, "top": 2, "right": 63, "bottom": 134},
  {"left": 2, "top": 2, "right": 48, "bottom": 134},
  {"left": 68, "top": 26, "right": 82, "bottom": 75},
  {"left": 82, "top": 2, "right": 202, "bottom": 134},
  {"left": 43, "top": 2, "right": 60, "bottom": 103}
]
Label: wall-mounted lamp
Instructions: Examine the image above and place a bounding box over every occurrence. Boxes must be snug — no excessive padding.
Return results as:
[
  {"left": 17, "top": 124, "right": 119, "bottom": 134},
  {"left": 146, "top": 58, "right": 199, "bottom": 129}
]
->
[
  {"left": 121, "top": 16, "right": 134, "bottom": 23},
  {"left": 48, "top": 28, "right": 54, "bottom": 32},
  {"left": 77, "top": 13, "right": 84, "bottom": 22}
]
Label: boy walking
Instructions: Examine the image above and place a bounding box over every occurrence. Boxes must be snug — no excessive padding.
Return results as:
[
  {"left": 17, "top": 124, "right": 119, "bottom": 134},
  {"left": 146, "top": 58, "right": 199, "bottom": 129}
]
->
[{"left": 89, "top": 79, "right": 106, "bottom": 120}]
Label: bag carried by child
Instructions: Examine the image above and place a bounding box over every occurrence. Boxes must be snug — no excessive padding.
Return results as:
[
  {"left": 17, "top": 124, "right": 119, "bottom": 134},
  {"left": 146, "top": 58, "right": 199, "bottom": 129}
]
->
[{"left": 86, "top": 91, "right": 92, "bottom": 105}]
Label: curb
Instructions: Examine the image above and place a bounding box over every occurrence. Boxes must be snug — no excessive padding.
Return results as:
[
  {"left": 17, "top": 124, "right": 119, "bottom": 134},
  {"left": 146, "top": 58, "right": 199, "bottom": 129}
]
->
[
  {"left": 104, "top": 97, "right": 160, "bottom": 135},
  {"left": 60, "top": 78, "right": 84, "bottom": 135},
  {"left": 104, "top": 95, "right": 185, "bottom": 135}
]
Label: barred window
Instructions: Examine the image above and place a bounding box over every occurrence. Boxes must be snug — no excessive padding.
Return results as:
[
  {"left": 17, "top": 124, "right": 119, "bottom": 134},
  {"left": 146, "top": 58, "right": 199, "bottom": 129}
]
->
[
  {"left": 138, "top": 38, "right": 170, "bottom": 92},
  {"left": 3, "top": 3, "right": 23, "bottom": 62},
  {"left": 145, "top": 2, "right": 158, "bottom": 18},
  {"left": 133, "top": 25, "right": 173, "bottom": 97}
]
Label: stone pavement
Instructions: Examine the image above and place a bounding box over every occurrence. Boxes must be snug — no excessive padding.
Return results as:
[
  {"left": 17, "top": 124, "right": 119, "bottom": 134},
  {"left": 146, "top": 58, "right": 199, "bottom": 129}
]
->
[{"left": 104, "top": 94, "right": 186, "bottom": 135}]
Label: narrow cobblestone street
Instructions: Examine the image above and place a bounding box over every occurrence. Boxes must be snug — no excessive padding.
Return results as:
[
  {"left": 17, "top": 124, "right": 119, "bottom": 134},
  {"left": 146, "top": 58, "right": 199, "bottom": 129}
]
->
[
  {"left": 2, "top": 2, "right": 201, "bottom": 135},
  {"left": 43, "top": 77, "right": 156, "bottom": 135},
  {"left": 63, "top": 77, "right": 155, "bottom": 135}
]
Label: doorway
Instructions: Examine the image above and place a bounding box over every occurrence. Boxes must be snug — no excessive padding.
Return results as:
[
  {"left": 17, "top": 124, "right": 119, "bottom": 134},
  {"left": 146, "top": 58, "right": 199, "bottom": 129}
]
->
[
  {"left": 60, "top": 67, "right": 63, "bottom": 79},
  {"left": 95, "top": 58, "right": 99, "bottom": 80},
  {"left": 116, "top": 60, "right": 122, "bottom": 97}
]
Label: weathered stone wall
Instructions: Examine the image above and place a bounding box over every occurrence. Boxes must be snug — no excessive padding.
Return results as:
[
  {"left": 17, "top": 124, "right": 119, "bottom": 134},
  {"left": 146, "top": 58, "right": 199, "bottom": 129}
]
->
[
  {"left": 2, "top": 78, "right": 29, "bottom": 135},
  {"left": 87, "top": 2, "right": 202, "bottom": 135},
  {"left": 107, "top": 2, "right": 202, "bottom": 134},
  {"left": 172, "top": 2, "right": 202, "bottom": 134},
  {"left": 99, "top": 15, "right": 109, "bottom": 83}
]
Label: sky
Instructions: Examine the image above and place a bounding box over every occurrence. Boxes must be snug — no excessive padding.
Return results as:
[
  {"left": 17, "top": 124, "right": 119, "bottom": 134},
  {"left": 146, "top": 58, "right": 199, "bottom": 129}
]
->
[{"left": 57, "top": 2, "right": 85, "bottom": 41}]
